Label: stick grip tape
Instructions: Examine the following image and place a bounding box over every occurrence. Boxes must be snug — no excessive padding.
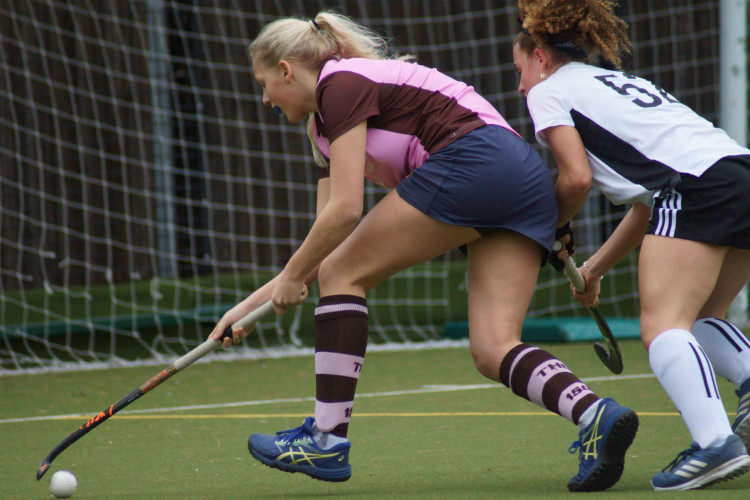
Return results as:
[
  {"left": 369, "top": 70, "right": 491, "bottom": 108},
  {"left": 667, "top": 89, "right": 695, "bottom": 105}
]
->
[{"left": 174, "top": 301, "right": 275, "bottom": 370}]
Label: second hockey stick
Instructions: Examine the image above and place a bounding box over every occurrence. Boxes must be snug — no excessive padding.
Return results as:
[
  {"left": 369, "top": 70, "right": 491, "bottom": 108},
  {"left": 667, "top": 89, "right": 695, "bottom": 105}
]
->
[{"left": 553, "top": 242, "right": 623, "bottom": 374}]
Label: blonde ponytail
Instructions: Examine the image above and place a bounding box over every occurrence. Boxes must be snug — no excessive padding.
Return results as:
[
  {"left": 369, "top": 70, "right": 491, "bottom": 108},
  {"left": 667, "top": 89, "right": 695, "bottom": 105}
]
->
[
  {"left": 306, "top": 116, "right": 329, "bottom": 169},
  {"left": 249, "top": 11, "right": 388, "bottom": 71}
]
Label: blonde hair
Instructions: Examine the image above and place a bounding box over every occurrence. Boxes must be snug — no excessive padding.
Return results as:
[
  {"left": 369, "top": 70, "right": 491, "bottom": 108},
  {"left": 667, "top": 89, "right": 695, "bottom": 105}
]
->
[
  {"left": 249, "top": 11, "right": 388, "bottom": 71},
  {"left": 306, "top": 117, "right": 329, "bottom": 169},
  {"left": 517, "top": 0, "right": 630, "bottom": 69},
  {"left": 250, "top": 12, "right": 390, "bottom": 169}
]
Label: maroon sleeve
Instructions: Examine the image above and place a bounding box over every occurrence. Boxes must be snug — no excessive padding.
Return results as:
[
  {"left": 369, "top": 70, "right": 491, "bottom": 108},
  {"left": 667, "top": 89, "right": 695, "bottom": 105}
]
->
[{"left": 316, "top": 72, "right": 380, "bottom": 143}]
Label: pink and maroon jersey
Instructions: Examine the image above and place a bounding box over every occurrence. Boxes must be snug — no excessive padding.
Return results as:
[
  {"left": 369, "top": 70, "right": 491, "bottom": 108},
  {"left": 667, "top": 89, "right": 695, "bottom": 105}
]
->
[{"left": 313, "top": 58, "right": 515, "bottom": 188}]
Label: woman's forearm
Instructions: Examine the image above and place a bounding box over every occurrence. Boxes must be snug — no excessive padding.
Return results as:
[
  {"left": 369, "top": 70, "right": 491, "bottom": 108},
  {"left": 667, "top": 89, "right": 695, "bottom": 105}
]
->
[{"left": 584, "top": 202, "right": 651, "bottom": 277}]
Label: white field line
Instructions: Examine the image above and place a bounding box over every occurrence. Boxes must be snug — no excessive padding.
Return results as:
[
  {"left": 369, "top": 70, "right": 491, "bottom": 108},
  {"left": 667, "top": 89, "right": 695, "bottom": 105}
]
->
[{"left": 0, "top": 373, "right": 656, "bottom": 424}]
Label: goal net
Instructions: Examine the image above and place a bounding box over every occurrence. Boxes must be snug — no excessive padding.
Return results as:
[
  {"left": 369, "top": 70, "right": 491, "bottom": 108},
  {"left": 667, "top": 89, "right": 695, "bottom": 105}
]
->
[{"left": 0, "top": 1, "right": 741, "bottom": 373}]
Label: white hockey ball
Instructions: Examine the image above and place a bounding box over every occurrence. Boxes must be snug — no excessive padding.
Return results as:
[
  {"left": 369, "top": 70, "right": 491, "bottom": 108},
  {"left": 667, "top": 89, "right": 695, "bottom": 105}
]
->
[{"left": 49, "top": 470, "right": 77, "bottom": 498}]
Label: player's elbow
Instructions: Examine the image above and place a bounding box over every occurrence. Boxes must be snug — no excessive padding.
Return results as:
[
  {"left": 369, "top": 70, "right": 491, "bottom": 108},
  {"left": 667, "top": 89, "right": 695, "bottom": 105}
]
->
[
  {"left": 558, "top": 173, "right": 591, "bottom": 199},
  {"left": 328, "top": 200, "right": 363, "bottom": 227}
]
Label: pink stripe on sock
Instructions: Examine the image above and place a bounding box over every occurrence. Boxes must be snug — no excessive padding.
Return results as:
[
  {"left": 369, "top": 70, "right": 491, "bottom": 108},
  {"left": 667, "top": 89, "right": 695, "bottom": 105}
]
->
[
  {"left": 507, "top": 346, "right": 539, "bottom": 387},
  {"left": 526, "top": 360, "right": 571, "bottom": 406},
  {"left": 557, "top": 382, "right": 595, "bottom": 421},
  {"left": 315, "top": 351, "right": 364, "bottom": 379},
  {"left": 315, "top": 303, "right": 369, "bottom": 316},
  {"left": 314, "top": 400, "right": 352, "bottom": 432}
]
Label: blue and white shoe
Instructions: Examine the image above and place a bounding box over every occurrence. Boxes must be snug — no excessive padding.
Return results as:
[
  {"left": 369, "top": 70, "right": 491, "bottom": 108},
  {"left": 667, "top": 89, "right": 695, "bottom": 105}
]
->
[
  {"left": 248, "top": 417, "right": 351, "bottom": 482},
  {"left": 651, "top": 434, "right": 750, "bottom": 491},
  {"left": 732, "top": 377, "right": 750, "bottom": 450},
  {"left": 567, "top": 398, "right": 639, "bottom": 492}
]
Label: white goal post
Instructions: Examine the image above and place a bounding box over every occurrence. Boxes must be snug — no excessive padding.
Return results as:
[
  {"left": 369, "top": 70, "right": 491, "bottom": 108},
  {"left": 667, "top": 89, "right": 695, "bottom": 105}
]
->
[{"left": 721, "top": 0, "right": 749, "bottom": 327}]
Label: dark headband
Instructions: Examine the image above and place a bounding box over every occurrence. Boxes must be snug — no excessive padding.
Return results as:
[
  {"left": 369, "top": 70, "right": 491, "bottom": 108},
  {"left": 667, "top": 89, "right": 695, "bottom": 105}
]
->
[{"left": 521, "top": 28, "right": 588, "bottom": 59}]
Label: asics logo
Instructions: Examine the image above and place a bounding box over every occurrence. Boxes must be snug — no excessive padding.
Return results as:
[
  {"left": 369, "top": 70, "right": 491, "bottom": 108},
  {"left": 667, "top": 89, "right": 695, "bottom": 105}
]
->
[
  {"left": 275, "top": 446, "right": 342, "bottom": 466},
  {"left": 581, "top": 405, "right": 606, "bottom": 460}
]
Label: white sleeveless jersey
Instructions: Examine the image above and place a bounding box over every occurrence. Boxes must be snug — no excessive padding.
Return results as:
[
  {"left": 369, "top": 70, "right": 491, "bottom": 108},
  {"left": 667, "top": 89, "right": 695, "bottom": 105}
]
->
[{"left": 527, "top": 62, "right": 750, "bottom": 205}]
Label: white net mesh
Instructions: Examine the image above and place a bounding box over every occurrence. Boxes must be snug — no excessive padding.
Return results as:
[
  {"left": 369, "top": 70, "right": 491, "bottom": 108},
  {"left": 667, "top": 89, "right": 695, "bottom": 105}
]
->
[{"left": 0, "top": 1, "right": 743, "bottom": 372}]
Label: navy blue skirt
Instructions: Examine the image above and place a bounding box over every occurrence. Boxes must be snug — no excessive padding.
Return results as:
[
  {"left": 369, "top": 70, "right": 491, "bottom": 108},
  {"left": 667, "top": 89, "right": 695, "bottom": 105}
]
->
[{"left": 396, "top": 125, "right": 557, "bottom": 252}]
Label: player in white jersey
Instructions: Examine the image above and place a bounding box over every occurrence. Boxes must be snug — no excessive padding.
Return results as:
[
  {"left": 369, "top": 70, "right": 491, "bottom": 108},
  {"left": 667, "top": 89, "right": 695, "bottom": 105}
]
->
[{"left": 514, "top": 0, "right": 750, "bottom": 492}]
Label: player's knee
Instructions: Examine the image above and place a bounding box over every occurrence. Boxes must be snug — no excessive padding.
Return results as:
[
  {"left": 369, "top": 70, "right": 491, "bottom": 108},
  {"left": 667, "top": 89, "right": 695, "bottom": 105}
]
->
[
  {"left": 639, "top": 322, "right": 660, "bottom": 350},
  {"left": 469, "top": 345, "right": 502, "bottom": 381},
  {"left": 319, "top": 252, "right": 381, "bottom": 296},
  {"left": 317, "top": 257, "right": 341, "bottom": 291},
  {"left": 471, "top": 355, "right": 496, "bottom": 380},
  {"left": 318, "top": 255, "right": 363, "bottom": 295}
]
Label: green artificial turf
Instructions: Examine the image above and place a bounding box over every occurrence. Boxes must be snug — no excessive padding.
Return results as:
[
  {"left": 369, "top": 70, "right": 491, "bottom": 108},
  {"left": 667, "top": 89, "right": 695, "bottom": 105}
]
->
[{"left": 3, "top": 339, "right": 750, "bottom": 499}]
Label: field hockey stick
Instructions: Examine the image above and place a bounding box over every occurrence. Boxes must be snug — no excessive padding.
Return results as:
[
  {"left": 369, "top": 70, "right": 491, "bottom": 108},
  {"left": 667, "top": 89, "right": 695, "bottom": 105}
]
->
[
  {"left": 36, "top": 300, "right": 275, "bottom": 480},
  {"left": 553, "top": 242, "right": 623, "bottom": 374}
]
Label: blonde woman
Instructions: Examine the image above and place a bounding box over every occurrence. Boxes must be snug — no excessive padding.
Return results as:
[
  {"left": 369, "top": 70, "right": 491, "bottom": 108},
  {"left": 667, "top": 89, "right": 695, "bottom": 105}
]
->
[
  {"left": 210, "top": 11, "right": 637, "bottom": 490},
  {"left": 513, "top": 0, "right": 750, "bottom": 491}
]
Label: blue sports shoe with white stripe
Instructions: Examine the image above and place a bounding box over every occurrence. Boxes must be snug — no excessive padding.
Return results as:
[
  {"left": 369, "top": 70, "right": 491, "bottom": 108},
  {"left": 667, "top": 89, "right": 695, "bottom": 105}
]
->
[
  {"left": 248, "top": 417, "right": 351, "bottom": 482},
  {"left": 651, "top": 434, "right": 750, "bottom": 491},
  {"left": 567, "top": 398, "right": 639, "bottom": 492},
  {"left": 732, "top": 377, "right": 750, "bottom": 450}
]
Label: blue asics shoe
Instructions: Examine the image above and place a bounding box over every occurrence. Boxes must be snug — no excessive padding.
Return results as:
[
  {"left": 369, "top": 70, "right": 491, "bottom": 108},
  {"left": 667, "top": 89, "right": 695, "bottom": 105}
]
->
[
  {"left": 732, "top": 377, "right": 750, "bottom": 450},
  {"left": 651, "top": 434, "right": 750, "bottom": 491},
  {"left": 567, "top": 398, "right": 639, "bottom": 492},
  {"left": 248, "top": 417, "right": 351, "bottom": 482}
]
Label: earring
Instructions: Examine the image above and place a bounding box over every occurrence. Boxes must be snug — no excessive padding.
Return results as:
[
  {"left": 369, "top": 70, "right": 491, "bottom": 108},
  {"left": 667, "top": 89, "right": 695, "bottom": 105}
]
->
[{"left": 541, "top": 68, "right": 546, "bottom": 79}]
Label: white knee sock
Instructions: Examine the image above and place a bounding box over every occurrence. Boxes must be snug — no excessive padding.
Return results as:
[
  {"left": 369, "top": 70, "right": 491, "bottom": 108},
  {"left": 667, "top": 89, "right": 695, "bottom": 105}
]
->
[
  {"left": 692, "top": 317, "right": 750, "bottom": 387},
  {"left": 649, "top": 328, "right": 732, "bottom": 449}
]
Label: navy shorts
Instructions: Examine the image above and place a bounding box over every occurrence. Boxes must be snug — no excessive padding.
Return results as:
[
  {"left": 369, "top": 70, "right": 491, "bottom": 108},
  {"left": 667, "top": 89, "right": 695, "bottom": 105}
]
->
[
  {"left": 395, "top": 125, "right": 557, "bottom": 252},
  {"left": 648, "top": 155, "right": 750, "bottom": 249}
]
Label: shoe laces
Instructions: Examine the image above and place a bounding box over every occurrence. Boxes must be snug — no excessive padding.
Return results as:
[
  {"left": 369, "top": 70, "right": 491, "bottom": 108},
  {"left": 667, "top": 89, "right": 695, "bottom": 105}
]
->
[
  {"left": 276, "top": 423, "right": 304, "bottom": 437},
  {"left": 568, "top": 439, "right": 582, "bottom": 454},
  {"left": 568, "top": 423, "right": 591, "bottom": 455},
  {"left": 661, "top": 443, "right": 701, "bottom": 473},
  {"left": 275, "top": 420, "right": 313, "bottom": 444}
]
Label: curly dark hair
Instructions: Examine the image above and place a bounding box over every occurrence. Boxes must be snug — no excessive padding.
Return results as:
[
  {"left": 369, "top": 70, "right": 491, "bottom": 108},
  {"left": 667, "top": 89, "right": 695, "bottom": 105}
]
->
[{"left": 517, "top": 0, "right": 631, "bottom": 69}]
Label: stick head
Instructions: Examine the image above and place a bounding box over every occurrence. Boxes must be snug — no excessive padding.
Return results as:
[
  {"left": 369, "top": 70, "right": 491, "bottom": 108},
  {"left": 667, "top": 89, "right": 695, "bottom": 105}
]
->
[
  {"left": 594, "top": 342, "right": 623, "bottom": 374},
  {"left": 37, "top": 460, "right": 51, "bottom": 480}
]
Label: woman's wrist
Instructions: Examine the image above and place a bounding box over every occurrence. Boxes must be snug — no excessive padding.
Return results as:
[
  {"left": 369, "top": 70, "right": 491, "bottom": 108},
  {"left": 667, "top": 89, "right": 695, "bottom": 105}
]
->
[{"left": 582, "top": 260, "right": 604, "bottom": 280}]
